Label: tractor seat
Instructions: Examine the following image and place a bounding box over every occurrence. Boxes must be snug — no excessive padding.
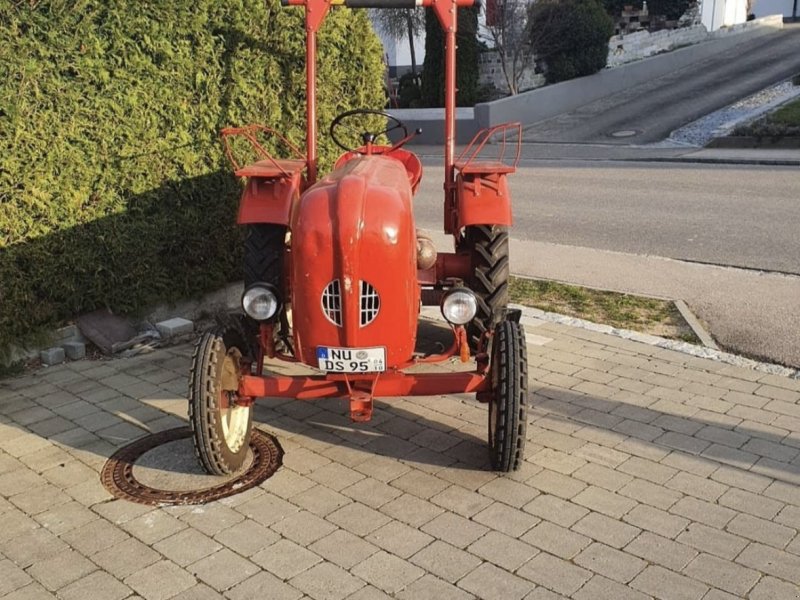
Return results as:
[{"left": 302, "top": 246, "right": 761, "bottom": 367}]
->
[
  {"left": 235, "top": 159, "right": 306, "bottom": 179},
  {"left": 454, "top": 160, "right": 516, "bottom": 175}
]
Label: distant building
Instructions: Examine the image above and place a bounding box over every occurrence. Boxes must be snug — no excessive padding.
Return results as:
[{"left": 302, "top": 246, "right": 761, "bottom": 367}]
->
[{"left": 700, "top": 0, "right": 748, "bottom": 29}]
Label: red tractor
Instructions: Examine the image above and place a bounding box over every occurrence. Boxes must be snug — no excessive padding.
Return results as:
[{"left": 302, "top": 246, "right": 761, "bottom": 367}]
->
[{"left": 189, "top": 0, "right": 527, "bottom": 475}]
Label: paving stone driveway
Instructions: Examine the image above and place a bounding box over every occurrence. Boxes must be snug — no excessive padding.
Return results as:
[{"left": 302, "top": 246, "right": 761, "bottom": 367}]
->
[{"left": 2, "top": 318, "right": 800, "bottom": 599}]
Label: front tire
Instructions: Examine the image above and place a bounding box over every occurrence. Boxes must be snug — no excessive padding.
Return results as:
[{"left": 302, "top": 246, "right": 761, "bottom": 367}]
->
[
  {"left": 488, "top": 320, "right": 528, "bottom": 472},
  {"left": 461, "top": 225, "right": 510, "bottom": 349},
  {"left": 189, "top": 328, "right": 253, "bottom": 475}
]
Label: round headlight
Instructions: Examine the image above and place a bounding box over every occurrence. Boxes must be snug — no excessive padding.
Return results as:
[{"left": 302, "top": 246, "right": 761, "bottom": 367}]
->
[
  {"left": 441, "top": 288, "right": 478, "bottom": 325},
  {"left": 242, "top": 284, "right": 279, "bottom": 321}
]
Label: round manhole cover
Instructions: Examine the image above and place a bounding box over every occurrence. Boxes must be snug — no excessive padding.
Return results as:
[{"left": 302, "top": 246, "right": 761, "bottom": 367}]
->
[
  {"left": 100, "top": 427, "right": 282, "bottom": 506},
  {"left": 610, "top": 129, "right": 639, "bottom": 138}
]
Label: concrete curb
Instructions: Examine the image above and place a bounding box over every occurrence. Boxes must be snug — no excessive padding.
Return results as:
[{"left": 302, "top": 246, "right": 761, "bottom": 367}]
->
[
  {"left": 627, "top": 156, "right": 800, "bottom": 166},
  {"left": 674, "top": 299, "right": 720, "bottom": 350}
]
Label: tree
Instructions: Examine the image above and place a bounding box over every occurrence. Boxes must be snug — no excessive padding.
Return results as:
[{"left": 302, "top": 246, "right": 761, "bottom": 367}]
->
[
  {"left": 530, "top": 0, "right": 614, "bottom": 84},
  {"left": 370, "top": 8, "right": 425, "bottom": 75},
  {"left": 420, "top": 7, "right": 480, "bottom": 107},
  {"left": 480, "top": 0, "right": 534, "bottom": 95}
]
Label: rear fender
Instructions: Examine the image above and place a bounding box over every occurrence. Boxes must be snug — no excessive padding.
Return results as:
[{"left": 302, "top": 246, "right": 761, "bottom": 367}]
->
[
  {"left": 455, "top": 172, "right": 512, "bottom": 230},
  {"left": 237, "top": 172, "right": 303, "bottom": 226}
]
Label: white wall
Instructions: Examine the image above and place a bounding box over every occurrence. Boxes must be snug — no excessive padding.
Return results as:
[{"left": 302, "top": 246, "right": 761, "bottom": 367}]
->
[
  {"left": 701, "top": 0, "right": 748, "bottom": 29},
  {"left": 374, "top": 27, "right": 426, "bottom": 74}
]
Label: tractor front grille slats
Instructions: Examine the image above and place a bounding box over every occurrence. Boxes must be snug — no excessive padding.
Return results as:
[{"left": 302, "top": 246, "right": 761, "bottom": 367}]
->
[
  {"left": 321, "top": 279, "right": 380, "bottom": 327},
  {"left": 359, "top": 281, "right": 380, "bottom": 327},
  {"left": 321, "top": 280, "right": 342, "bottom": 326}
]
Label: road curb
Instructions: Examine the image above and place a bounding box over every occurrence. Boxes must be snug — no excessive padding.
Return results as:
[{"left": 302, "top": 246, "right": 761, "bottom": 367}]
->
[
  {"left": 674, "top": 299, "right": 720, "bottom": 350},
  {"left": 625, "top": 156, "right": 800, "bottom": 166}
]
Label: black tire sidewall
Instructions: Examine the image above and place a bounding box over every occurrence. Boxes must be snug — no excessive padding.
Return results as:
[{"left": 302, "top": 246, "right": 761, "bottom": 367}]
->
[{"left": 189, "top": 329, "right": 253, "bottom": 475}]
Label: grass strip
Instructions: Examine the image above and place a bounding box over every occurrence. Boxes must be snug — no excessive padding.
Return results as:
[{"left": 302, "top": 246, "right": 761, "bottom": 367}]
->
[{"left": 509, "top": 277, "right": 700, "bottom": 343}]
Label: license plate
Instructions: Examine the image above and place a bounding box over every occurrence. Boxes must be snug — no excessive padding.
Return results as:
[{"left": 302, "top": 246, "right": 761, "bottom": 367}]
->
[{"left": 316, "top": 346, "right": 386, "bottom": 373}]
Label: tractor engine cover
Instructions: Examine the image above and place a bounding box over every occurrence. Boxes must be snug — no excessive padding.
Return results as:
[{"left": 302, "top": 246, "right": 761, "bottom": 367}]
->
[{"left": 289, "top": 155, "right": 420, "bottom": 368}]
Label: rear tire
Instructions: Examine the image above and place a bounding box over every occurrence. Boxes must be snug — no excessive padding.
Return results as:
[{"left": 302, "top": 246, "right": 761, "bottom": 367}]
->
[
  {"left": 244, "top": 224, "right": 285, "bottom": 288},
  {"left": 243, "top": 223, "right": 288, "bottom": 351},
  {"left": 461, "top": 225, "right": 510, "bottom": 349},
  {"left": 487, "top": 320, "right": 528, "bottom": 472},
  {"left": 189, "top": 328, "right": 253, "bottom": 475}
]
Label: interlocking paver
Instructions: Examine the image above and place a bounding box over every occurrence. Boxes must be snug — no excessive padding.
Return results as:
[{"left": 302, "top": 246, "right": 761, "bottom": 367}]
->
[
  {"left": 474, "top": 501, "right": 540, "bottom": 537},
  {"left": 726, "top": 512, "right": 796, "bottom": 548},
  {"left": 396, "top": 574, "right": 473, "bottom": 600},
  {"left": 467, "top": 530, "right": 538, "bottom": 571},
  {"left": 516, "top": 552, "right": 592, "bottom": 596},
  {"left": 429, "top": 484, "right": 493, "bottom": 517},
  {"left": 365, "top": 519, "right": 434, "bottom": 559},
  {"left": 674, "top": 522, "right": 747, "bottom": 560},
  {"left": 309, "top": 529, "right": 379, "bottom": 569},
  {"left": 478, "top": 476, "right": 540, "bottom": 508},
  {"left": 421, "top": 512, "right": 489, "bottom": 548},
  {"left": 624, "top": 531, "right": 698, "bottom": 571},
  {"left": 522, "top": 494, "right": 588, "bottom": 528},
  {"left": 669, "top": 496, "right": 736, "bottom": 529},
  {"left": 56, "top": 570, "right": 132, "bottom": 600},
  {"left": 122, "top": 508, "right": 187, "bottom": 544},
  {"left": 574, "top": 541, "right": 647, "bottom": 583},
  {"left": 682, "top": 553, "right": 760, "bottom": 596},
  {"left": 409, "top": 540, "right": 482, "bottom": 583},
  {"left": 458, "top": 562, "right": 533, "bottom": 600},
  {"left": 124, "top": 559, "right": 196, "bottom": 600},
  {"left": 0, "top": 559, "right": 32, "bottom": 596},
  {"left": 226, "top": 572, "right": 303, "bottom": 600},
  {"left": 379, "top": 493, "right": 444, "bottom": 527},
  {"left": 26, "top": 550, "right": 96, "bottom": 592},
  {"left": 91, "top": 537, "right": 160, "bottom": 579},
  {"left": 521, "top": 521, "right": 591, "bottom": 559},
  {"left": 350, "top": 551, "right": 425, "bottom": 594},
  {"left": 4, "top": 323, "right": 800, "bottom": 600},
  {"left": 748, "top": 575, "right": 800, "bottom": 600},
  {"left": 630, "top": 565, "right": 708, "bottom": 600},
  {"left": 152, "top": 527, "right": 222, "bottom": 567},
  {"left": 571, "top": 511, "right": 640, "bottom": 548},
  {"left": 187, "top": 548, "right": 259, "bottom": 592},
  {"left": 623, "top": 504, "right": 689, "bottom": 539},
  {"left": 0, "top": 527, "right": 68, "bottom": 568},
  {"left": 618, "top": 477, "right": 683, "bottom": 510},
  {"left": 212, "top": 518, "right": 280, "bottom": 557},
  {"left": 573, "top": 485, "right": 636, "bottom": 519},
  {"left": 573, "top": 574, "right": 651, "bottom": 600}
]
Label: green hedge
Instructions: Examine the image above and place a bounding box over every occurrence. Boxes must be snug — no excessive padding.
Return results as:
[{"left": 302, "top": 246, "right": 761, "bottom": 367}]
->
[
  {"left": 0, "top": 0, "right": 384, "bottom": 358},
  {"left": 530, "top": 0, "right": 614, "bottom": 84},
  {"left": 420, "top": 7, "right": 480, "bottom": 107}
]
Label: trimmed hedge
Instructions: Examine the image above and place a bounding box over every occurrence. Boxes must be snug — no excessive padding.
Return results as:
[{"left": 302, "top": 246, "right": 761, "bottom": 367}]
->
[
  {"left": 530, "top": 0, "right": 614, "bottom": 84},
  {"left": 0, "top": 0, "right": 384, "bottom": 358},
  {"left": 420, "top": 7, "right": 480, "bottom": 107}
]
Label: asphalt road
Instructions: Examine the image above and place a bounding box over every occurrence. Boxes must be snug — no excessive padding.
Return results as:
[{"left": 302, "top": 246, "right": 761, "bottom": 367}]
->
[
  {"left": 412, "top": 162, "right": 800, "bottom": 367},
  {"left": 414, "top": 162, "right": 800, "bottom": 275},
  {"left": 522, "top": 25, "right": 800, "bottom": 145}
]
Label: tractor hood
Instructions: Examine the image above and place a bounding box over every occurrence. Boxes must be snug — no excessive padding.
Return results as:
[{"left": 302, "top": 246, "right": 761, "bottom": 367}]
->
[{"left": 289, "top": 154, "right": 419, "bottom": 368}]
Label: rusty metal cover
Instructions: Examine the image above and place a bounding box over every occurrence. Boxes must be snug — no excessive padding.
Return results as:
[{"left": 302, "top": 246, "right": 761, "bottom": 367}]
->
[{"left": 100, "top": 427, "right": 282, "bottom": 506}]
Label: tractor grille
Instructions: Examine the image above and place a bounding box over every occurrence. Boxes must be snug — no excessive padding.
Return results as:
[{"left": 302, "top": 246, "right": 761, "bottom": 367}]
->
[
  {"left": 360, "top": 281, "right": 380, "bottom": 327},
  {"left": 320, "top": 279, "right": 380, "bottom": 327},
  {"left": 321, "top": 280, "right": 342, "bottom": 326}
]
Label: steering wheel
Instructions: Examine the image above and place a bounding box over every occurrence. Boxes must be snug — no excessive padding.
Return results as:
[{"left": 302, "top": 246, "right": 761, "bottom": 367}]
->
[{"left": 330, "top": 108, "right": 409, "bottom": 153}]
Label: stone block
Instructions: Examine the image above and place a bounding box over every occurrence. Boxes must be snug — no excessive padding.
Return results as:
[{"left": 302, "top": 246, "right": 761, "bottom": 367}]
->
[
  {"left": 40, "top": 347, "right": 65, "bottom": 366},
  {"left": 62, "top": 341, "right": 86, "bottom": 360},
  {"left": 155, "top": 317, "right": 193, "bottom": 339}
]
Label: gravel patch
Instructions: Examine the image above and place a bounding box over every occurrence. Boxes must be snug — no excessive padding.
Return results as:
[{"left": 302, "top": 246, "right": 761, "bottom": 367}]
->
[{"left": 642, "top": 79, "right": 800, "bottom": 148}]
